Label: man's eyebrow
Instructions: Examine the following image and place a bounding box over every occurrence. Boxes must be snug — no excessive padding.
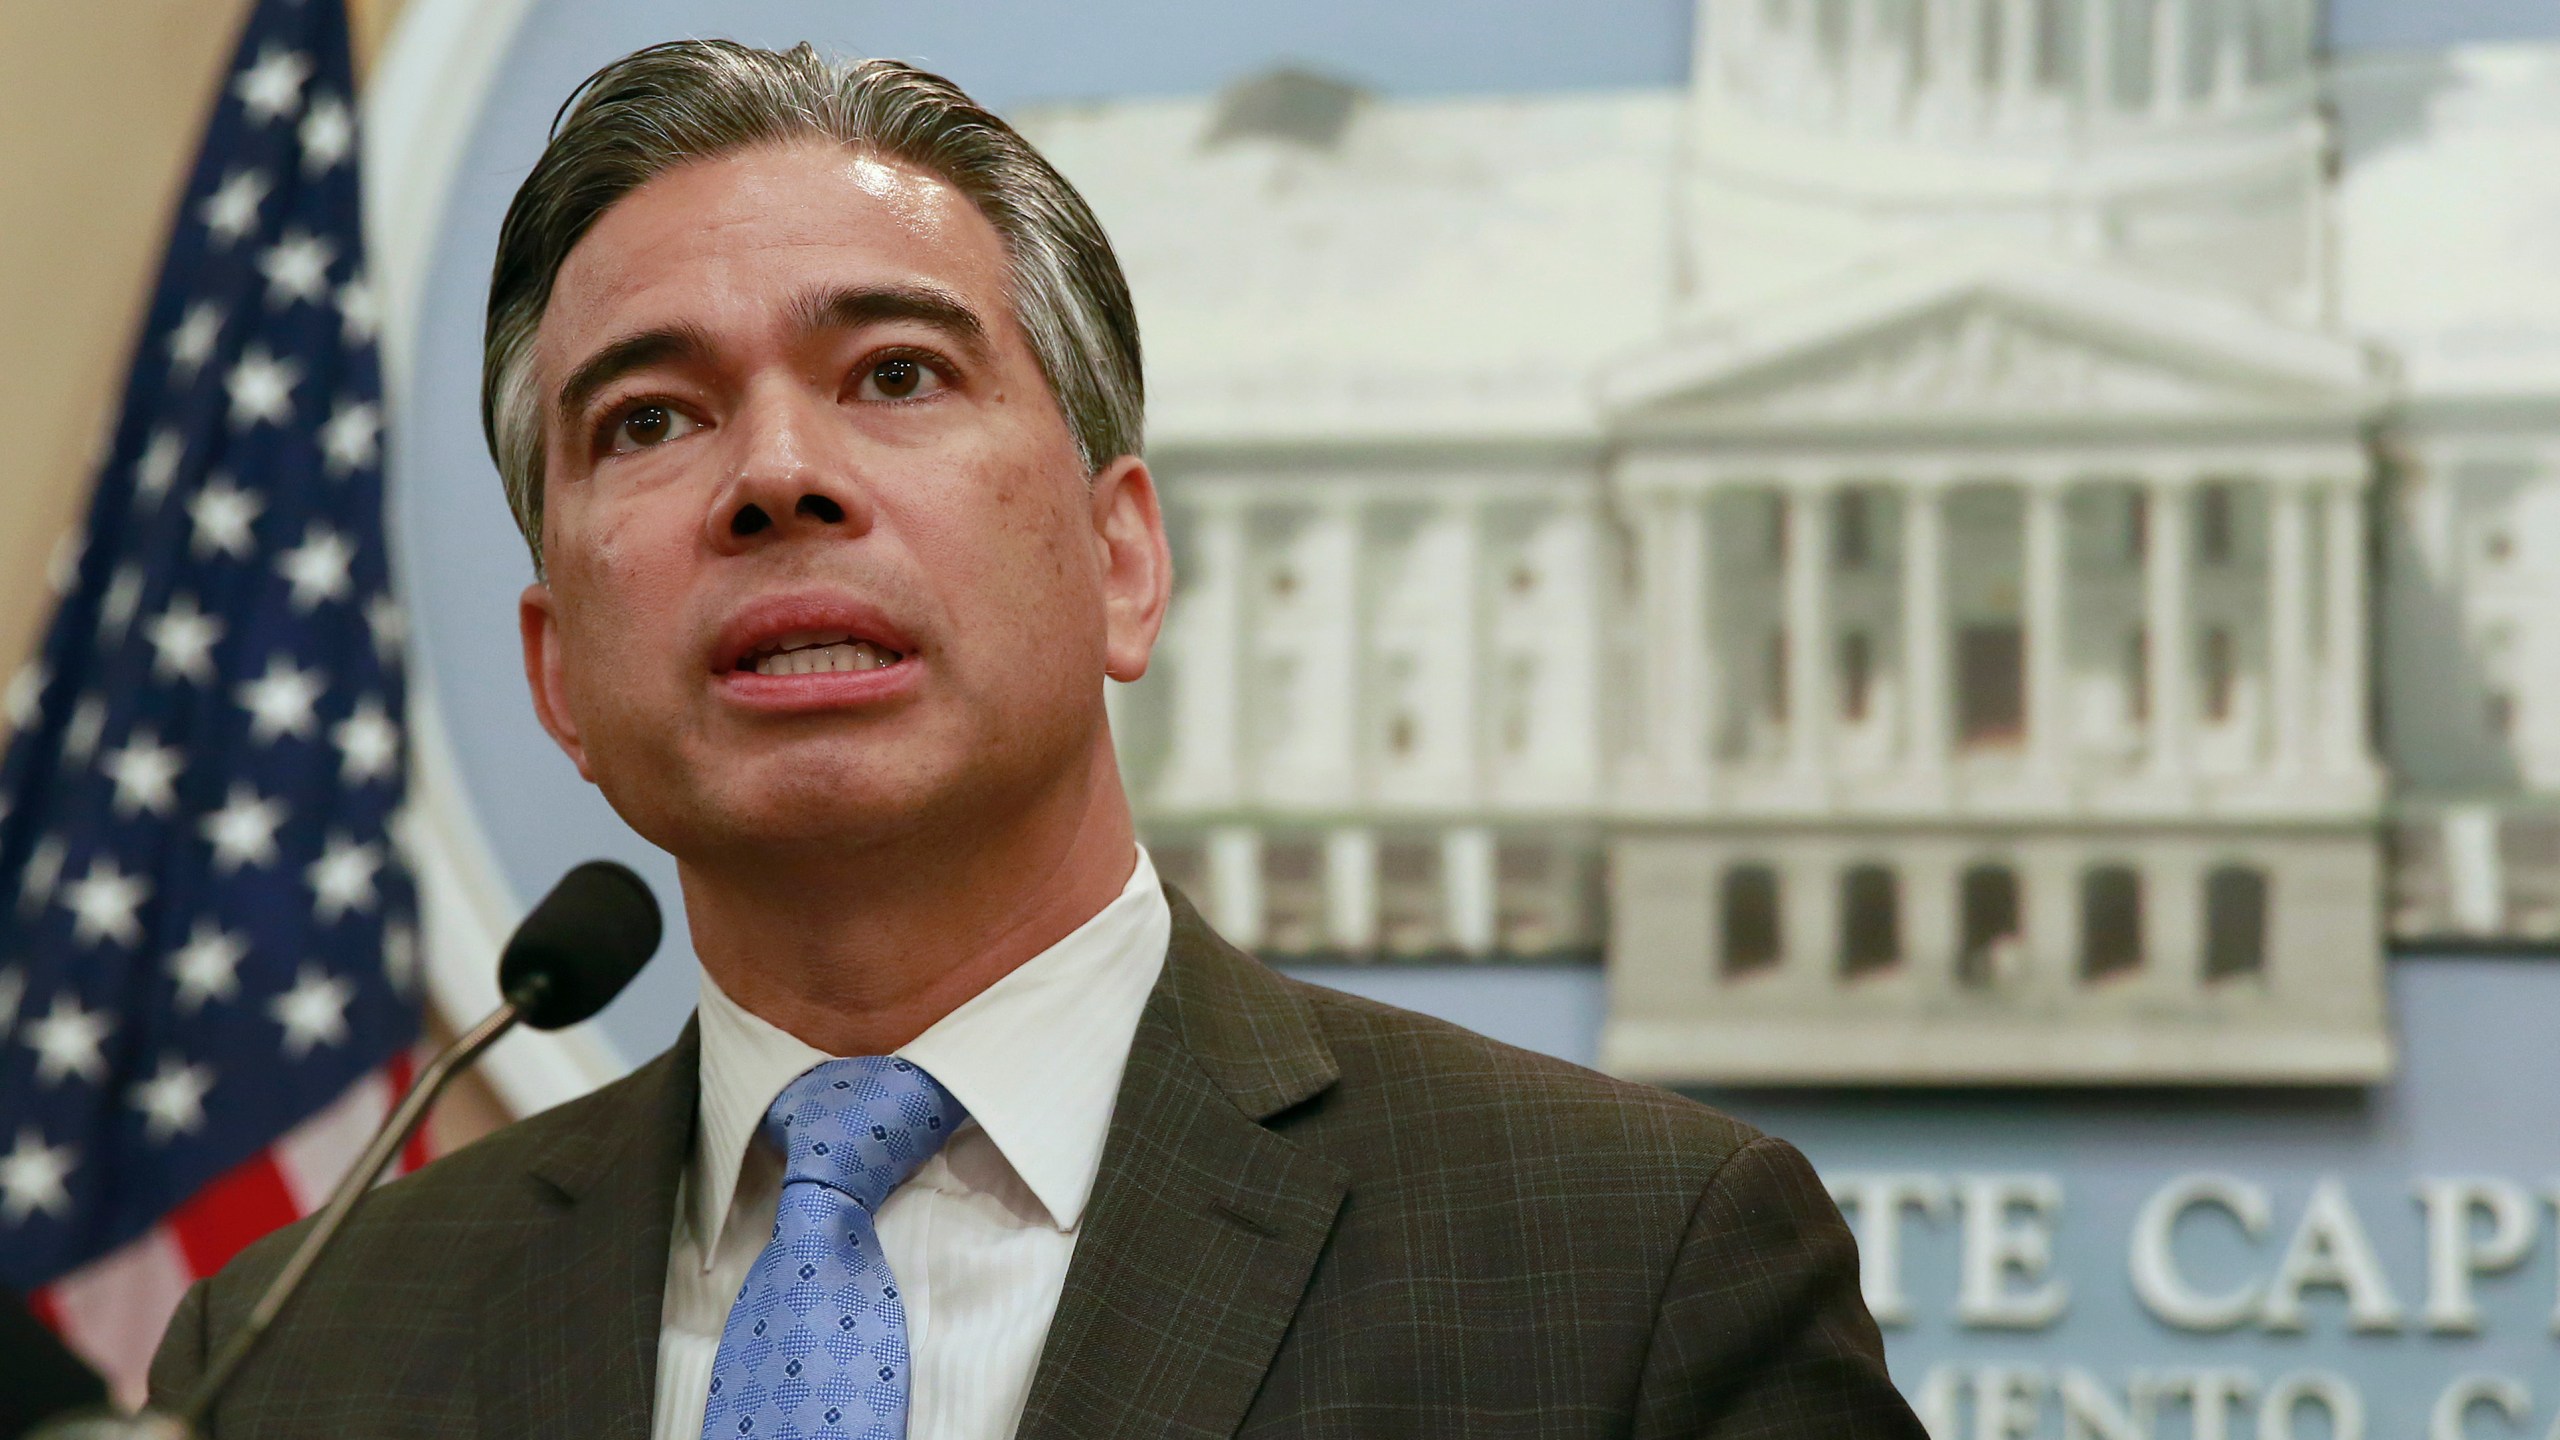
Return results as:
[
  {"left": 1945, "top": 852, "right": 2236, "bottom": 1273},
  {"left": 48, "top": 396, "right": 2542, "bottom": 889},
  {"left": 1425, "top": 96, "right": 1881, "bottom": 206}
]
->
[
  {"left": 790, "top": 283, "right": 990, "bottom": 360},
  {"left": 554, "top": 324, "right": 718, "bottom": 429}
]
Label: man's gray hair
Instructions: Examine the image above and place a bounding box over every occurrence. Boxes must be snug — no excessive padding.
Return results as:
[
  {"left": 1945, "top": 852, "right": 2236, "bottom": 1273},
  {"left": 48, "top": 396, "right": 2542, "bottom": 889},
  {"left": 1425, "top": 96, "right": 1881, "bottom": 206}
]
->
[{"left": 482, "top": 40, "right": 1144, "bottom": 566}]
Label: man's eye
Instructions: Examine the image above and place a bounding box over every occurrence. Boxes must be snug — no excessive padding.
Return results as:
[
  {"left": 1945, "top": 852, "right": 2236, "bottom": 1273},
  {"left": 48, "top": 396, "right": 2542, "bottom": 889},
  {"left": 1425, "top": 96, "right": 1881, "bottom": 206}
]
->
[
  {"left": 604, "top": 404, "right": 700, "bottom": 455},
  {"left": 855, "top": 355, "right": 946, "bottom": 402}
]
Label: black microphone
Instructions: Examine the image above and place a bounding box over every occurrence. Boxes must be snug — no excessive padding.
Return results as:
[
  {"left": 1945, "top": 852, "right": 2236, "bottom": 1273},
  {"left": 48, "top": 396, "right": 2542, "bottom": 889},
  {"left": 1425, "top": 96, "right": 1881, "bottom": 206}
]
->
[{"left": 32, "top": 860, "right": 661, "bottom": 1440}]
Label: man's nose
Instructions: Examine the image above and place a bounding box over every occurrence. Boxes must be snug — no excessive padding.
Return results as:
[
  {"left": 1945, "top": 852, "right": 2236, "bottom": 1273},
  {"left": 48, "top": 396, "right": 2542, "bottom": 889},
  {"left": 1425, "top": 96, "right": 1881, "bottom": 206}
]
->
[{"left": 709, "top": 387, "right": 873, "bottom": 550}]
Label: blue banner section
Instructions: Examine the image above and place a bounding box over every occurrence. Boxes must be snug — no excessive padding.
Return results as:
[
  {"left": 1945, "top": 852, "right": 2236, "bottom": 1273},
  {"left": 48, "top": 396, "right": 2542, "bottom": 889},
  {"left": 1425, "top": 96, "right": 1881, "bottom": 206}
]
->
[{"left": 1294, "top": 955, "right": 2560, "bottom": 1434}]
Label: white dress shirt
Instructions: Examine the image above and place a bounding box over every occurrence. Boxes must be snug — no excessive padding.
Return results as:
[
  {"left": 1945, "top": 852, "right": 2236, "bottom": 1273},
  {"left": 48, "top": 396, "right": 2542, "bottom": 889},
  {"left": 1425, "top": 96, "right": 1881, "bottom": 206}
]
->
[{"left": 652, "top": 848, "right": 1170, "bottom": 1440}]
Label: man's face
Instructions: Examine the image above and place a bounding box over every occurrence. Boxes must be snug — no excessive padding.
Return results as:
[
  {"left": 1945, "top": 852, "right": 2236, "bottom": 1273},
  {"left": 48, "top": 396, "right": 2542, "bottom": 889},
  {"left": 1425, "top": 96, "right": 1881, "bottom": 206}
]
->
[{"left": 518, "top": 141, "right": 1164, "bottom": 865}]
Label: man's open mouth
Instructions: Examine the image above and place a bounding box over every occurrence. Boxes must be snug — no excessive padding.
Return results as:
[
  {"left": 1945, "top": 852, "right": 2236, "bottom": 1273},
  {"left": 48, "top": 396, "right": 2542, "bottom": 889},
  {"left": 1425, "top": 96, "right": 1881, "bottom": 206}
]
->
[{"left": 735, "top": 631, "right": 906, "bottom": 677}]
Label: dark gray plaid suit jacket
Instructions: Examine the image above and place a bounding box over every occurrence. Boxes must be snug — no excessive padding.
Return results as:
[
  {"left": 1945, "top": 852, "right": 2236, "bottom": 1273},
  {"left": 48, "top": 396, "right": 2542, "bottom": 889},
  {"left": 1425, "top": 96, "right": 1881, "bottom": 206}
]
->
[{"left": 151, "top": 887, "right": 1921, "bottom": 1437}]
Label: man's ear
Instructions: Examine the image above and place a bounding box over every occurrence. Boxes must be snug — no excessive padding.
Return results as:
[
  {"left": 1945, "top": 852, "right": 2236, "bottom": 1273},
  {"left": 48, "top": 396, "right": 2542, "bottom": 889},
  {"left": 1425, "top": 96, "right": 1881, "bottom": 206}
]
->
[
  {"left": 1090, "top": 455, "right": 1171, "bottom": 683},
  {"left": 519, "top": 582, "right": 596, "bottom": 781}
]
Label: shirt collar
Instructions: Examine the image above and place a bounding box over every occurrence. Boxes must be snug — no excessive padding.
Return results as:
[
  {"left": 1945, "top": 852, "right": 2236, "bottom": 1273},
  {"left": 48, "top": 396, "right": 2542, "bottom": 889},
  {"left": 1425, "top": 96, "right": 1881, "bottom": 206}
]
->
[{"left": 690, "top": 847, "right": 1170, "bottom": 1263}]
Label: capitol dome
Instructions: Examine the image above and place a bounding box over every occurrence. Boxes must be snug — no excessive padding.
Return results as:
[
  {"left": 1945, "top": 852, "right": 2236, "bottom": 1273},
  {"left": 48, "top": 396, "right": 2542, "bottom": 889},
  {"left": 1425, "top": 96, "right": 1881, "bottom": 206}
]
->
[{"left": 1684, "top": 0, "right": 2331, "bottom": 319}]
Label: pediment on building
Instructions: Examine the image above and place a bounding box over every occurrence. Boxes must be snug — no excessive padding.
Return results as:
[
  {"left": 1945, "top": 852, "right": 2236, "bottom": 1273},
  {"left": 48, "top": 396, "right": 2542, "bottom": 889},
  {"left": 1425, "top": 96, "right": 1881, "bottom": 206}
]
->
[{"left": 1600, "top": 250, "right": 2379, "bottom": 432}]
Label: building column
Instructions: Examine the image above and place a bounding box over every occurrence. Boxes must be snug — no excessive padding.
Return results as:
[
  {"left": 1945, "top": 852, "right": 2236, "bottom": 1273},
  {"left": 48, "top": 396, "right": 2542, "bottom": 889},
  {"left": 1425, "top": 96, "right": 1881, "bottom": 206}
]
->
[
  {"left": 2212, "top": 0, "right": 2251, "bottom": 107},
  {"left": 1642, "top": 490, "right": 1713, "bottom": 792},
  {"left": 1442, "top": 825, "right": 1498, "bottom": 957},
  {"left": 1902, "top": 478, "right": 1950, "bottom": 774},
  {"left": 1785, "top": 481, "right": 1836, "bottom": 777},
  {"left": 1939, "top": 0, "right": 1986, "bottom": 129},
  {"left": 2082, "top": 0, "right": 2117, "bottom": 117},
  {"left": 2320, "top": 476, "right": 2370, "bottom": 772},
  {"left": 1162, "top": 495, "right": 1245, "bottom": 807},
  {"left": 1999, "top": 0, "right": 2039, "bottom": 120},
  {"left": 2266, "top": 474, "right": 2312, "bottom": 775},
  {"left": 1844, "top": 0, "right": 1881, "bottom": 127},
  {"left": 2151, "top": 0, "right": 2190, "bottom": 118},
  {"left": 2023, "top": 479, "right": 2067, "bottom": 772},
  {"left": 1207, "top": 826, "right": 1263, "bottom": 949},
  {"left": 1324, "top": 827, "right": 1378, "bottom": 953},
  {"left": 2145, "top": 474, "right": 2194, "bottom": 778},
  {"left": 1434, "top": 493, "right": 1486, "bottom": 805}
]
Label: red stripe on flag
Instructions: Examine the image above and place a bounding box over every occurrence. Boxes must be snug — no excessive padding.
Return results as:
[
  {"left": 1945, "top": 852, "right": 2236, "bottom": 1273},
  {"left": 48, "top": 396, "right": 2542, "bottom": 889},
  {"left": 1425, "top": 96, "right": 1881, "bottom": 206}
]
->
[
  {"left": 26, "top": 1283, "right": 64, "bottom": 1332},
  {"left": 389, "top": 1047, "right": 436, "bottom": 1173},
  {"left": 165, "top": 1149, "right": 301, "bottom": 1279}
]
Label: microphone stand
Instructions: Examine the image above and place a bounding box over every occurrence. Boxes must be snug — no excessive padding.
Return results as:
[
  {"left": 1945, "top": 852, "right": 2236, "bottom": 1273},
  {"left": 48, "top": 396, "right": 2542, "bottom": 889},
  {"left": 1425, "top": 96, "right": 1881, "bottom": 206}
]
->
[{"left": 34, "top": 993, "right": 534, "bottom": 1440}]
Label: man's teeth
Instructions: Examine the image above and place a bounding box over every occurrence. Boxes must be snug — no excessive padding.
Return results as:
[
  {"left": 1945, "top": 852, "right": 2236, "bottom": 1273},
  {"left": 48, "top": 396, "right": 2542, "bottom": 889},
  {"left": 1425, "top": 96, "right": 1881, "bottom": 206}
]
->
[{"left": 748, "top": 641, "right": 901, "bottom": 676}]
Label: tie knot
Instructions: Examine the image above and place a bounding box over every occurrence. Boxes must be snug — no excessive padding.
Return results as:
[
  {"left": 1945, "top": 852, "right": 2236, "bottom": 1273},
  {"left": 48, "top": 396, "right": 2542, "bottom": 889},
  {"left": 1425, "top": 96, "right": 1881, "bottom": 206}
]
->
[{"left": 762, "top": 1055, "right": 966, "bottom": 1212}]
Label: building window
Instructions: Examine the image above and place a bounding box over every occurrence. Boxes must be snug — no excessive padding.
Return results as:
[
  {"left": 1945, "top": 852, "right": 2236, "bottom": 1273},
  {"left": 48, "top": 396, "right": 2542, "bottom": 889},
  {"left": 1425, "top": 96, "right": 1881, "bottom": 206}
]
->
[
  {"left": 2487, "top": 692, "right": 2515, "bottom": 740},
  {"left": 2203, "top": 627, "right": 2235, "bottom": 722},
  {"left": 1148, "top": 836, "right": 1209, "bottom": 904},
  {"left": 1836, "top": 488, "right": 1872, "bottom": 570},
  {"left": 1497, "top": 838, "right": 1597, "bottom": 956},
  {"left": 2127, "top": 490, "right": 2148, "bottom": 565},
  {"left": 1958, "top": 864, "right": 2022, "bottom": 988},
  {"left": 2204, "top": 865, "right": 2268, "bottom": 981},
  {"left": 1841, "top": 631, "right": 1873, "bottom": 723},
  {"left": 1840, "top": 865, "right": 1899, "bottom": 977},
  {"left": 1261, "top": 837, "right": 1325, "bottom": 955},
  {"left": 1721, "top": 864, "right": 1782, "bottom": 977},
  {"left": 1768, "top": 492, "right": 1789, "bottom": 565},
  {"left": 2080, "top": 865, "right": 2144, "bottom": 980},
  {"left": 2198, "top": 483, "right": 2234, "bottom": 565},
  {"left": 1378, "top": 839, "right": 1445, "bottom": 957},
  {"left": 1958, "top": 625, "right": 2024, "bottom": 746}
]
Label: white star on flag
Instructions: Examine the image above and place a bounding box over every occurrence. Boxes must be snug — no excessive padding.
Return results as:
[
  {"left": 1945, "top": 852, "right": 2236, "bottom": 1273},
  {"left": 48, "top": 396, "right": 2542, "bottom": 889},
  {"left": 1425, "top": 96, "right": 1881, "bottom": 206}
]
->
[
  {"left": 383, "top": 922, "right": 420, "bottom": 995},
  {"left": 318, "top": 399, "right": 381, "bottom": 475},
  {"left": 17, "top": 838, "right": 65, "bottom": 913},
  {"left": 234, "top": 45, "right": 312, "bottom": 125},
  {"left": 298, "top": 93, "right": 354, "bottom": 172},
  {"left": 188, "top": 476, "right": 266, "bottom": 559},
  {"left": 146, "top": 593, "right": 226, "bottom": 684},
  {"left": 0, "top": 1128, "right": 75, "bottom": 1224},
  {"left": 332, "top": 698, "right": 400, "bottom": 784},
  {"left": 130, "top": 1058, "right": 217, "bottom": 1143},
  {"left": 226, "top": 346, "right": 302, "bottom": 429},
  {"left": 103, "top": 731, "right": 185, "bottom": 817},
  {"left": 97, "top": 566, "right": 145, "bottom": 643},
  {"left": 237, "top": 655, "right": 326, "bottom": 743},
  {"left": 5, "top": 661, "right": 45, "bottom": 729},
  {"left": 269, "top": 965, "right": 355, "bottom": 1058},
  {"left": 167, "top": 304, "right": 225, "bottom": 381},
  {"left": 364, "top": 594, "right": 406, "bottom": 661},
  {"left": 61, "top": 696, "right": 107, "bottom": 765},
  {"left": 258, "top": 230, "right": 337, "bottom": 309},
  {"left": 169, "top": 918, "right": 251, "bottom": 1011},
  {"left": 200, "top": 783, "right": 288, "bottom": 874},
  {"left": 134, "top": 428, "right": 186, "bottom": 504},
  {"left": 23, "top": 994, "right": 114, "bottom": 1087},
  {"left": 278, "top": 524, "right": 355, "bottom": 610},
  {"left": 62, "top": 858, "right": 150, "bottom": 949},
  {"left": 306, "top": 833, "right": 382, "bottom": 922},
  {"left": 336, "top": 273, "right": 379, "bottom": 344},
  {"left": 198, "top": 169, "right": 270, "bottom": 249}
]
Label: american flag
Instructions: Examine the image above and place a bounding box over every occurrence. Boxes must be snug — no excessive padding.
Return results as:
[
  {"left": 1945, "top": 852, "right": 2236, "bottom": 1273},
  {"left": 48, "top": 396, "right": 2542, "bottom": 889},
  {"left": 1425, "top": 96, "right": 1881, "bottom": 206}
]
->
[{"left": 0, "top": 0, "right": 422, "bottom": 1399}]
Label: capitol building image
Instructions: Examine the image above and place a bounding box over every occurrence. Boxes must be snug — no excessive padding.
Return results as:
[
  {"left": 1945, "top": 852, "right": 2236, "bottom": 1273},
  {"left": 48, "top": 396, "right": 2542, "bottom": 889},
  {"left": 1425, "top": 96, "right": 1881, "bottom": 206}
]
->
[{"left": 1010, "top": 0, "right": 2560, "bottom": 1084}]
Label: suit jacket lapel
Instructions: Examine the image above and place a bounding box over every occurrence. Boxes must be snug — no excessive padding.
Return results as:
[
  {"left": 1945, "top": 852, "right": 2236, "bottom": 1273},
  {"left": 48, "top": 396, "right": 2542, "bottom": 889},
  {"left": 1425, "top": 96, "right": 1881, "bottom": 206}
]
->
[
  {"left": 1015, "top": 889, "right": 1348, "bottom": 1440},
  {"left": 477, "top": 1022, "right": 699, "bottom": 1439}
]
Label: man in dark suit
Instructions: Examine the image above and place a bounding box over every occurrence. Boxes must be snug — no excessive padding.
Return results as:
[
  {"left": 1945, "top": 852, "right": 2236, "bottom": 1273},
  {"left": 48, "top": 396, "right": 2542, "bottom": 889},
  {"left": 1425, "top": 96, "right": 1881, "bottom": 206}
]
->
[{"left": 153, "top": 40, "right": 1921, "bottom": 1438}]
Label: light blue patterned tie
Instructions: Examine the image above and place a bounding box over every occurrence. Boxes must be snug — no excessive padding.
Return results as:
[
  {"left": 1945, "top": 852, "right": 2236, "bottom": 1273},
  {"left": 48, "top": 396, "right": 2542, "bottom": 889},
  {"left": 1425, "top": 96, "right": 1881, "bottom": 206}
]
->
[{"left": 701, "top": 1056, "right": 966, "bottom": 1440}]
